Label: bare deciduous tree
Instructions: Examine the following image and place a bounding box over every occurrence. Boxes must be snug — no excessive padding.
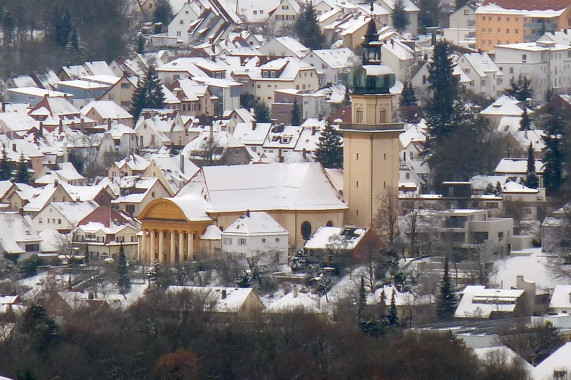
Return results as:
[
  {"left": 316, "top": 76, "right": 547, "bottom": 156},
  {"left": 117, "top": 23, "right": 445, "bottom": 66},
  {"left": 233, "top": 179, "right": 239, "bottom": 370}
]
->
[{"left": 374, "top": 187, "right": 400, "bottom": 249}]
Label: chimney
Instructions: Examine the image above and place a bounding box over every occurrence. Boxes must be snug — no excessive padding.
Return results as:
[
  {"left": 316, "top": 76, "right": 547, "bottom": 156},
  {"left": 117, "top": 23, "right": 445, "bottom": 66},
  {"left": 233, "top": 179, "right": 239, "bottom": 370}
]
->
[
  {"left": 39, "top": 122, "right": 44, "bottom": 136},
  {"left": 311, "top": 127, "right": 316, "bottom": 135},
  {"left": 302, "top": 148, "right": 307, "bottom": 159},
  {"left": 245, "top": 209, "right": 250, "bottom": 217},
  {"left": 221, "top": 289, "right": 227, "bottom": 299},
  {"left": 18, "top": 207, "right": 23, "bottom": 216},
  {"left": 209, "top": 123, "right": 214, "bottom": 142},
  {"left": 107, "top": 119, "right": 112, "bottom": 130},
  {"left": 80, "top": 117, "right": 85, "bottom": 134},
  {"left": 293, "top": 285, "right": 298, "bottom": 298},
  {"left": 278, "top": 148, "right": 284, "bottom": 163},
  {"left": 54, "top": 179, "right": 59, "bottom": 188},
  {"left": 59, "top": 119, "right": 63, "bottom": 134},
  {"left": 180, "top": 153, "right": 184, "bottom": 173},
  {"left": 318, "top": 114, "right": 322, "bottom": 121},
  {"left": 252, "top": 118, "right": 257, "bottom": 130}
]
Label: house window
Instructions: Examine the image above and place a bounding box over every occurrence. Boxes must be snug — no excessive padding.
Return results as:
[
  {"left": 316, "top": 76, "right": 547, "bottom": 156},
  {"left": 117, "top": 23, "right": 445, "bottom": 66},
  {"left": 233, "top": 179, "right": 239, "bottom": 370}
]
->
[
  {"left": 261, "top": 238, "right": 266, "bottom": 243},
  {"left": 58, "top": 219, "right": 61, "bottom": 224},
  {"left": 238, "top": 238, "right": 246, "bottom": 245},
  {"left": 522, "top": 54, "right": 527, "bottom": 63},
  {"left": 356, "top": 108, "right": 363, "bottom": 123},
  {"left": 108, "top": 94, "right": 115, "bottom": 100},
  {"left": 275, "top": 238, "right": 280, "bottom": 242},
  {"left": 301, "top": 221, "right": 312, "bottom": 240},
  {"left": 39, "top": 218, "right": 42, "bottom": 224}
]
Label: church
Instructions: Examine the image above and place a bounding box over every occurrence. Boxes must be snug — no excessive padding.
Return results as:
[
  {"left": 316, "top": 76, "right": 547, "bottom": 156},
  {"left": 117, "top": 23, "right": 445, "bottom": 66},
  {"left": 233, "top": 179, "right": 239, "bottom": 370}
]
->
[{"left": 138, "top": 15, "right": 403, "bottom": 265}]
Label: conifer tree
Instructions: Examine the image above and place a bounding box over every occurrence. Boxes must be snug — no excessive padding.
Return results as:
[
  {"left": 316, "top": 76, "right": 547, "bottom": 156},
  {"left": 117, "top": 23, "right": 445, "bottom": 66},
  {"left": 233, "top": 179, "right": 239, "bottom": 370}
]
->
[
  {"left": 342, "top": 86, "right": 351, "bottom": 107},
  {"left": 153, "top": 0, "right": 174, "bottom": 33},
  {"left": 117, "top": 244, "right": 131, "bottom": 295},
  {"left": 129, "top": 68, "right": 166, "bottom": 122},
  {"left": 358, "top": 275, "right": 367, "bottom": 320},
  {"left": 315, "top": 123, "right": 343, "bottom": 168},
  {"left": 0, "top": 144, "right": 13, "bottom": 181},
  {"left": 14, "top": 153, "right": 31, "bottom": 184},
  {"left": 254, "top": 100, "right": 271, "bottom": 123},
  {"left": 379, "top": 289, "right": 387, "bottom": 322},
  {"left": 519, "top": 107, "right": 531, "bottom": 131},
  {"left": 388, "top": 288, "right": 399, "bottom": 326},
  {"left": 295, "top": 2, "right": 325, "bottom": 50},
  {"left": 436, "top": 256, "right": 458, "bottom": 321},
  {"left": 526, "top": 143, "right": 539, "bottom": 189},
  {"left": 148, "top": 262, "right": 168, "bottom": 291},
  {"left": 291, "top": 99, "right": 302, "bottom": 126},
  {"left": 400, "top": 82, "right": 417, "bottom": 107},
  {"left": 542, "top": 109, "right": 565, "bottom": 194},
  {"left": 505, "top": 74, "right": 533, "bottom": 102},
  {"left": 392, "top": 0, "right": 409, "bottom": 33}
]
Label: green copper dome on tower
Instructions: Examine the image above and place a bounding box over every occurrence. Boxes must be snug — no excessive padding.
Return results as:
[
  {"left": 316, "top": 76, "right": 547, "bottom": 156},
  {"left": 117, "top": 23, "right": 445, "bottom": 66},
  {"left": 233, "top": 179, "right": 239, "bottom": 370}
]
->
[{"left": 348, "top": 18, "right": 396, "bottom": 95}]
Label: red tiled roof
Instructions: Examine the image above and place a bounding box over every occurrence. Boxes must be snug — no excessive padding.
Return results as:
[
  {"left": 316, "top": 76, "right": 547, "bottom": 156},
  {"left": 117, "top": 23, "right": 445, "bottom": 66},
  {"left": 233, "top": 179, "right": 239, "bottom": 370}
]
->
[
  {"left": 78, "top": 206, "right": 131, "bottom": 228},
  {"left": 482, "top": 0, "right": 571, "bottom": 11}
]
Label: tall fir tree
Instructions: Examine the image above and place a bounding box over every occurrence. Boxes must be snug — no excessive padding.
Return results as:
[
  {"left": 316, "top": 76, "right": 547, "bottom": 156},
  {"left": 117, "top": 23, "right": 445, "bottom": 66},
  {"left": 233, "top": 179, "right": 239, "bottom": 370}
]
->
[
  {"left": 254, "top": 100, "right": 271, "bottom": 123},
  {"left": 526, "top": 143, "right": 539, "bottom": 189},
  {"left": 358, "top": 275, "right": 367, "bottom": 320},
  {"left": 387, "top": 289, "right": 399, "bottom": 326},
  {"left": 0, "top": 144, "right": 13, "bottom": 181},
  {"left": 542, "top": 109, "right": 565, "bottom": 194},
  {"left": 129, "top": 68, "right": 166, "bottom": 123},
  {"left": 117, "top": 244, "right": 131, "bottom": 295},
  {"left": 295, "top": 2, "right": 326, "bottom": 50},
  {"left": 291, "top": 99, "right": 302, "bottom": 126},
  {"left": 14, "top": 153, "right": 31, "bottom": 184},
  {"left": 392, "top": 0, "right": 409, "bottom": 33},
  {"left": 379, "top": 289, "right": 387, "bottom": 322},
  {"left": 436, "top": 256, "right": 458, "bottom": 321},
  {"left": 315, "top": 123, "right": 343, "bottom": 168},
  {"left": 505, "top": 74, "right": 533, "bottom": 102},
  {"left": 400, "top": 82, "right": 417, "bottom": 107},
  {"left": 519, "top": 107, "right": 531, "bottom": 131}
]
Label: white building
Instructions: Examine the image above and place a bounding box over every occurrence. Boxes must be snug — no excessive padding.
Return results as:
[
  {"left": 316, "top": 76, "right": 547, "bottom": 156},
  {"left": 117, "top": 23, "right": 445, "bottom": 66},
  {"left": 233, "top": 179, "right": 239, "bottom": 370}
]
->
[
  {"left": 549, "top": 285, "right": 571, "bottom": 315},
  {"left": 457, "top": 52, "right": 503, "bottom": 97},
  {"left": 302, "top": 48, "right": 357, "bottom": 86},
  {"left": 380, "top": 39, "right": 417, "bottom": 83},
  {"left": 221, "top": 211, "right": 289, "bottom": 261},
  {"left": 167, "top": 2, "right": 203, "bottom": 45},
  {"left": 455, "top": 285, "right": 525, "bottom": 318},
  {"left": 495, "top": 40, "right": 571, "bottom": 104}
]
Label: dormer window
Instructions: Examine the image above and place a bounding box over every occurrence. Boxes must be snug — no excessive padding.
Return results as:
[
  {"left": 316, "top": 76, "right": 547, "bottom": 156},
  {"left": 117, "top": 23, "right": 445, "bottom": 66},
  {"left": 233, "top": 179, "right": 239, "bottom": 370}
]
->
[
  {"left": 263, "top": 71, "right": 268, "bottom": 78},
  {"left": 271, "top": 71, "right": 276, "bottom": 78}
]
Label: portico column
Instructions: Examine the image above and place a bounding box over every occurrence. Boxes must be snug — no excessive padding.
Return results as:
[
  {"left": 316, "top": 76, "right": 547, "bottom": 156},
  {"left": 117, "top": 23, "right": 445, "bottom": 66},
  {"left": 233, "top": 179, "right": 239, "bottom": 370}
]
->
[
  {"left": 149, "top": 229, "right": 155, "bottom": 264},
  {"left": 178, "top": 231, "right": 184, "bottom": 262},
  {"left": 158, "top": 230, "right": 164, "bottom": 264},
  {"left": 170, "top": 231, "right": 176, "bottom": 264},
  {"left": 139, "top": 230, "right": 146, "bottom": 261},
  {"left": 188, "top": 232, "right": 194, "bottom": 260}
]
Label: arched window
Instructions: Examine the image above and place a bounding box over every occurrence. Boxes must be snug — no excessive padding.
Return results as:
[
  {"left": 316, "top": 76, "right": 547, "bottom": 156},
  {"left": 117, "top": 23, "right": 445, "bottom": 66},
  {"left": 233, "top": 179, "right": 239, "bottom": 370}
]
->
[
  {"left": 379, "top": 108, "right": 387, "bottom": 124},
  {"left": 301, "top": 221, "right": 312, "bottom": 240},
  {"left": 326, "top": 221, "right": 333, "bottom": 227},
  {"left": 356, "top": 108, "right": 364, "bottom": 123}
]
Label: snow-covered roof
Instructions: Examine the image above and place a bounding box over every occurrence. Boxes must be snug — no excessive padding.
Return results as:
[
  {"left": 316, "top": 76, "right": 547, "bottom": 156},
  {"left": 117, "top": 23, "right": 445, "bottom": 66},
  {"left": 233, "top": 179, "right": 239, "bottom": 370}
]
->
[
  {"left": 307, "top": 48, "right": 358, "bottom": 69},
  {"left": 305, "top": 226, "right": 367, "bottom": 250},
  {"left": 201, "top": 224, "right": 222, "bottom": 240},
  {"left": 178, "top": 162, "right": 347, "bottom": 212},
  {"left": 260, "top": 37, "right": 310, "bottom": 59},
  {"left": 168, "top": 193, "right": 213, "bottom": 222},
  {"left": 495, "top": 158, "right": 544, "bottom": 175},
  {"left": 477, "top": 1, "right": 568, "bottom": 17},
  {"left": 49, "top": 201, "right": 99, "bottom": 226},
  {"left": 57, "top": 162, "right": 85, "bottom": 182},
  {"left": 455, "top": 285, "right": 524, "bottom": 318},
  {"left": 223, "top": 212, "right": 287, "bottom": 236},
  {"left": 474, "top": 346, "right": 534, "bottom": 373},
  {"left": 166, "top": 286, "right": 262, "bottom": 313},
  {"left": 501, "top": 180, "right": 538, "bottom": 194},
  {"left": 233, "top": 122, "right": 272, "bottom": 145},
  {"left": 81, "top": 100, "right": 133, "bottom": 120},
  {"left": 534, "top": 342, "right": 571, "bottom": 380},
  {"left": 460, "top": 52, "right": 501, "bottom": 78},
  {"left": 0, "top": 213, "right": 41, "bottom": 254},
  {"left": 265, "top": 291, "right": 322, "bottom": 313},
  {"left": 549, "top": 285, "right": 571, "bottom": 310}
]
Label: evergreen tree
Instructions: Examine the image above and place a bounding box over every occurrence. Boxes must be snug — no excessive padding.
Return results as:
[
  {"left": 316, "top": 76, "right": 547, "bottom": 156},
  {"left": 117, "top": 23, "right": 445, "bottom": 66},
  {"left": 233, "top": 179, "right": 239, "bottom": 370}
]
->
[
  {"left": 291, "top": 99, "right": 302, "bottom": 126},
  {"left": 129, "top": 68, "right": 166, "bottom": 122},
  {"left": 505, "top": 74, "right": 533, "bottom": 102},
  {"left": 342, "top": 86, "right": 351, "bottom": 107},
  {"left": 379, "top": 289, "right": 387, "bottom": 321},
  {"left": 387, "top": 288, "right": 399, "bottom": 326},
  {"left": 146, "top": 67, "right": 166, "bottom": 109},
  {"left": 315, "top": 123, "right": 343, "bottom": 168},
  {"left": 400, "top": 82, "right": 417, "bottom": 107},
  {"left": 3, "top": 11, "right": 14, "bottom": 46},
  {"left": 130, "top": 78, "right": 148, "bottom": 122},
  {"left": 295, "top": 2, "right": 326, "bottom": 50},
  {"left": 14, "top": 153, "right": 31, "bottom": 184},
  {"left": 148, "top": 262, "right": 168, "bottom": 291},
  {"left": 455, "top": 0, "right": 469, "bottom": 10},
  {"left": 358, "top": 275, "right": 367, "bottom": 319},
  {"left": 153, "top": 0, "right": 174, "bottom": 33},
  {"left": 519, "top": 106, "right": 531, "bottom": 131},
  {"left": 526, "top": 143, "right": 539, "bottom": 189},
  {"left": 392, "top": 0, "right": 409, "bottom": 33},
  {"left": 436, "top": 256, "right": 458, "bottom": 321},
  {"left": 137, "top": 34, "right": 146, "bottom": 54},
  {"left": 117, "top": 244, "right": 131, "bottom": 295},
  {"left": 254, "top": 100, "right": 271, "bottom": 123},
  {"left": 542, "top": 109, "right": 565, "bottom": 194},
  {"left": 0, "top": 144, "right": 13, "bottom": 181}
]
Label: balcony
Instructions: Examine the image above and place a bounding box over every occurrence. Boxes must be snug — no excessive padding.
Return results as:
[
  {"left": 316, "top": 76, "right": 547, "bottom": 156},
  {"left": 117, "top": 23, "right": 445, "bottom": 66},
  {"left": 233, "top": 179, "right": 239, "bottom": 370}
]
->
[{"left": 340, "top": 122, "right": 405, "bottom": 132}]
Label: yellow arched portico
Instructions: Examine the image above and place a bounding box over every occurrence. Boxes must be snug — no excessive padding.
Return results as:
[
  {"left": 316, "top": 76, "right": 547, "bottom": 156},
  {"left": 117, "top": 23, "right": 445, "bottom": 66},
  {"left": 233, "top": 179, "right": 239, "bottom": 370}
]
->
[{"left": 138, "top": 195, "right": 214, "bottom": 265}]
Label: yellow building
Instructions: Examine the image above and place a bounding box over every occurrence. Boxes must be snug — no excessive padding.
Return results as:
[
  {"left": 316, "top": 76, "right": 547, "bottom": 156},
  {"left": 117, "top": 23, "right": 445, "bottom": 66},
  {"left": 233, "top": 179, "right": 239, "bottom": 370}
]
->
[
  {"left": 138, "top": 195, "right": 214, "bottom": 264},
  {"left": 476, "top": 0, "right": 571, "bottom": 52},
  {"left": 341, "top": 18, "right": 404, "bottom": 228}
]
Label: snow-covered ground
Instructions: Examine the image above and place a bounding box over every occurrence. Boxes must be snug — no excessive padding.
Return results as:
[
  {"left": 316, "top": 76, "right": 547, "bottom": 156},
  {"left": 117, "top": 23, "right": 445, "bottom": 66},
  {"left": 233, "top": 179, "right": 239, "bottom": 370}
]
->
[{"left": 490, "top": 248, "right": 565, "bottom": 292}]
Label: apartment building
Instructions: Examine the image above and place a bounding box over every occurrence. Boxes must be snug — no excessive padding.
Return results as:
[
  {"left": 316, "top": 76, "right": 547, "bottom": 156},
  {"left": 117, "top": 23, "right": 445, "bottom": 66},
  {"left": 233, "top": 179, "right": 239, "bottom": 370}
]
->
[{"left": 476, "top": 0, "right": 571, "bottom": 52}]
